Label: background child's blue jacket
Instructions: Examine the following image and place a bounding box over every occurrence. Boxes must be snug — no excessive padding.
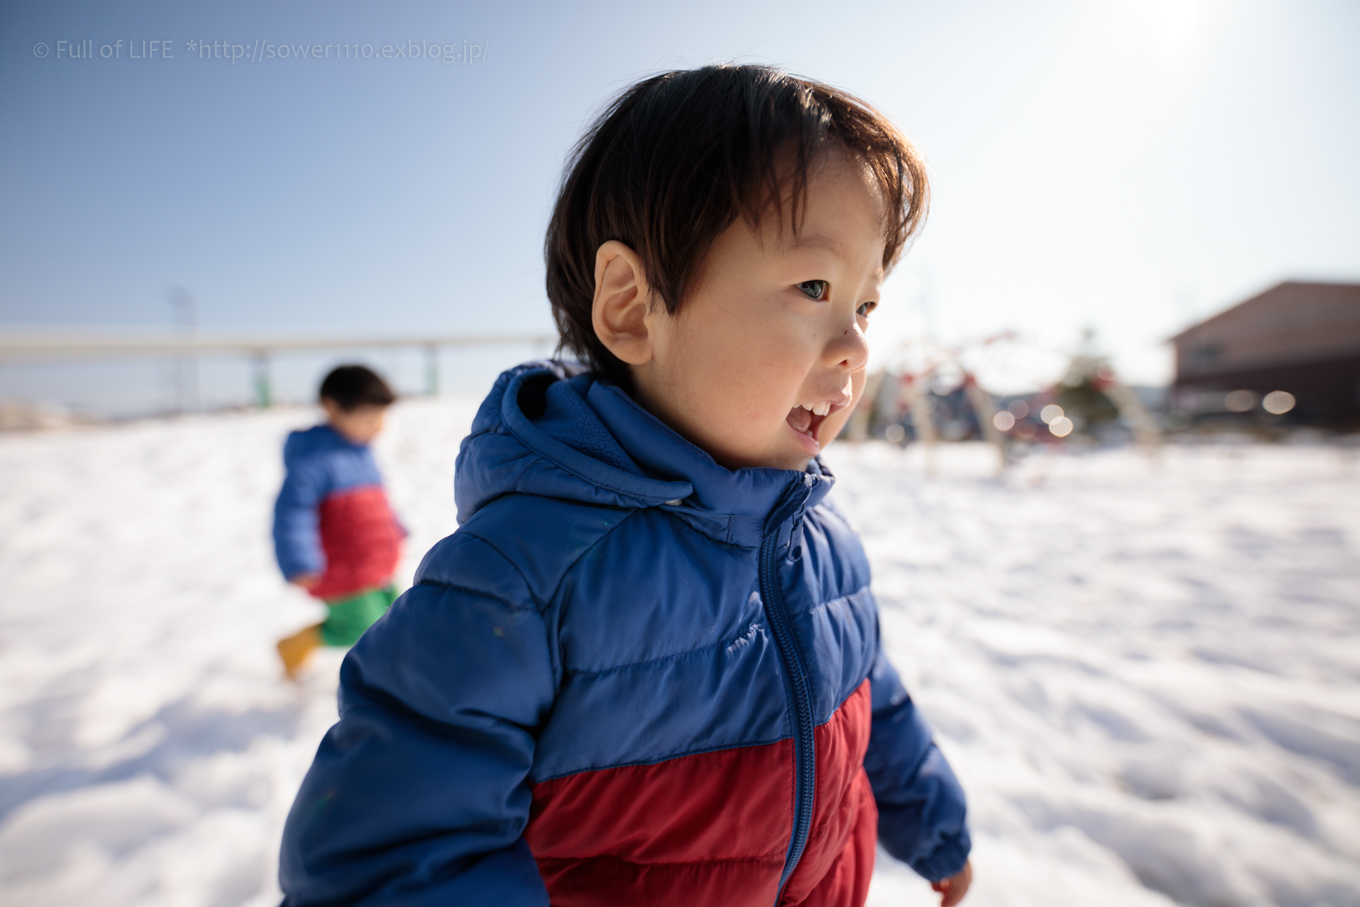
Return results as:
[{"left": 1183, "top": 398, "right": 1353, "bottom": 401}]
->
[{"left": 279, "top": 363, "right": 970, "bottom": 906}]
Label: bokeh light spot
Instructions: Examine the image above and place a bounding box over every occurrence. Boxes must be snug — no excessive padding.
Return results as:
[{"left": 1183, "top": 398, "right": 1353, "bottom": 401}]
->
[
  {"left": 1262, "top": 390, "right": 1296, "bottom": 415},
  {"left": 1224, "top": 390, "right": 1257, "bottom": 413}
]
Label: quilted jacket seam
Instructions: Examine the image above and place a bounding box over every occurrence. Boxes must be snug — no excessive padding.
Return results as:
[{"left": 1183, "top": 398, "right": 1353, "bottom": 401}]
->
[
  {"left": 562, "top": 620, "right": 764, "bottom": 678},
  {"left": 532, "top": 734, "right": 791, "bottom": 784}
]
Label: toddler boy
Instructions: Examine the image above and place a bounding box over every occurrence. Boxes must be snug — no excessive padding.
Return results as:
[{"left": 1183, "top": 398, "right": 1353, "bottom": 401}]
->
[
  {"left": 273, "top": 364, "right": 404, "bottom": 679},
  {"left": 280, "top": 66, "right": 971, "bottom": 906}
]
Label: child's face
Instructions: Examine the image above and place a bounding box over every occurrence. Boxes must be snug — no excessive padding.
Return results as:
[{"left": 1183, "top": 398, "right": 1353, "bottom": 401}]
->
[
  {"left": 632, "top": 150, "right": 885, "bottom": 471},
  {"left": 323, "top": 400, "right": 387, "bottom": 444}
]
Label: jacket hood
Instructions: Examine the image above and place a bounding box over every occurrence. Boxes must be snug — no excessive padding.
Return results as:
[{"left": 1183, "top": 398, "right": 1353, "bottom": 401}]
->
[{"left": 454, "top": 362, "right": 834, "bottom": 546}]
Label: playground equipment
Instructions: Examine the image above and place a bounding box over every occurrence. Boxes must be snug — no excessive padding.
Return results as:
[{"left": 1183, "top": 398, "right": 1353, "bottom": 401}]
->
[{"left": 856, "top": 331, "right": 1163, "bottom": 473}]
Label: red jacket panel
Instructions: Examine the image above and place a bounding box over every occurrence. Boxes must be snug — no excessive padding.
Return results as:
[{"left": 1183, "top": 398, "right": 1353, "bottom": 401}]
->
[
  {"left": 526, "top": 680, "right": 875, "bottom": 906},
  {"left": 312, "top": 485, "right": 402, "bottom": 600}
]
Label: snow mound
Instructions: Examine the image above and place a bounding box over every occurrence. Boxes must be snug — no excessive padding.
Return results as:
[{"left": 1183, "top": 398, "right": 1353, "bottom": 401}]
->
[{"left": 1, "top": 402, "right": 1357, "bottom": 906}]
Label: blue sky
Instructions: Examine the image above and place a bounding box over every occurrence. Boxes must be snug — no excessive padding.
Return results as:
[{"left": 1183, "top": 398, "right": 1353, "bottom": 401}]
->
[{"left": 2, "top": 0, "right": 1358, "bottom": 405}]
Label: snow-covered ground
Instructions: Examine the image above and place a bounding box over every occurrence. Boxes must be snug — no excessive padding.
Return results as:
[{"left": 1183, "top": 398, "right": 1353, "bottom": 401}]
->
[{"left": 1, "top": 398, "right": 1357, "bottom": 907}]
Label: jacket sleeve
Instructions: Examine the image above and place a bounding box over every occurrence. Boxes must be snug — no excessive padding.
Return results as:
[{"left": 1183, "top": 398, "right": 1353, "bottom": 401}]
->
[
  {"left": 278, "top": 532, "right": 555, "bottom": 906},
  {"left": 272, "top": 436, "right": 327, "bottom": 581},
  {"left": 863, "top": 639, "right": 971, "bottom": 882}
]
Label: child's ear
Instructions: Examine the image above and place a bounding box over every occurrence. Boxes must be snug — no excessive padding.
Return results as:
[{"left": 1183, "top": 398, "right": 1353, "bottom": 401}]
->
[{"left": 591, "top": 240, "right": 655, "bottom": 366}]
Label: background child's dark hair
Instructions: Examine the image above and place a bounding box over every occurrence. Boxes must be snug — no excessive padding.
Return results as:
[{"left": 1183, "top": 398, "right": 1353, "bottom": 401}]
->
[
  {"left": 318, "top": 365, "right": 397, "bottom": 411},
  {"left": 545, "top": 63, "right": 929, "bottom": 386}
]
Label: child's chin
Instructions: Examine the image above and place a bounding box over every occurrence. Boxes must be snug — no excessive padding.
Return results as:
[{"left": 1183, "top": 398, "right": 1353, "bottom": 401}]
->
[
  {"left": 769, "top": 444, "right": 816, "bottom": 472},
  {"left": 715, "top": 429, "right": 817, "bottom": 471}
]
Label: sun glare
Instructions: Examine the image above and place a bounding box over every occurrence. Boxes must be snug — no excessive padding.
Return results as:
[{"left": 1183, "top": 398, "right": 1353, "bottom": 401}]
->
[{"left": 1137, "top": 0, "right": 1202, "bottom": 56}]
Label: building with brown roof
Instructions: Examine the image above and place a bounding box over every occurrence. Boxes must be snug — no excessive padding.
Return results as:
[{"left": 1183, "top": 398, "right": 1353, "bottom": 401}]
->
[{"left": 1170, "top": 281, "right": 1360, "bottom": 430}]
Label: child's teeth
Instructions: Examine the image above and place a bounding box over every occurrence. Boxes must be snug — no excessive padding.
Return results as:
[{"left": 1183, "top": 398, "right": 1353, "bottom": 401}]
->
[
  {"left": 814, "top": 401, "right": 830, "bottom": 416},
  {"left": 800, "top": 402, "right": 814, "bottom": 412}
]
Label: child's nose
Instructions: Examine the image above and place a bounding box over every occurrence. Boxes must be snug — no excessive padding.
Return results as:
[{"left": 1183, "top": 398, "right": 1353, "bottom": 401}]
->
[{"left": 825, "top": 320, "right": 870, "bottom": 372}]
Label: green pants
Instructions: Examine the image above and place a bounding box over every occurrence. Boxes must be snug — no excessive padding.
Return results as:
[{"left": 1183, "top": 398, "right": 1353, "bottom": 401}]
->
[{"left": 320, "top": 585, "right": 399, "bottom": 647}]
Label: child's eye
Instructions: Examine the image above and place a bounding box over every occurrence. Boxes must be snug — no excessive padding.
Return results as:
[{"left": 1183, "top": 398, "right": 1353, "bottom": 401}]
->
[
  {"left": 857, "top": 300, "right": 878, "bottom": 317},
  {"left": 797, "top": 280, "right": 829, "bottom": 300}
]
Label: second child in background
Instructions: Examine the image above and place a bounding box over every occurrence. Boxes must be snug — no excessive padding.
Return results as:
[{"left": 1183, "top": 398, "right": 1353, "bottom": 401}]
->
[{"left": 272, "top": 365, "right": 406, "bottom": 679}]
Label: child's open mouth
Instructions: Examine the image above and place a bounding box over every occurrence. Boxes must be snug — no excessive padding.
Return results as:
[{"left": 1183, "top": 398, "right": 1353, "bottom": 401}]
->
[{"left": 786, "top": 400, "right": 844, "bottom": 455}]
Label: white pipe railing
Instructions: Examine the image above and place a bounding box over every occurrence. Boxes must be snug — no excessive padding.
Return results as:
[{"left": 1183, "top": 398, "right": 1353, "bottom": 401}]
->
[
  {"left": 0, "top": 330, "right": 556, "bottom": 361},
  {"left": 0, "top": 328, "right": 557, "bottom": 407}
]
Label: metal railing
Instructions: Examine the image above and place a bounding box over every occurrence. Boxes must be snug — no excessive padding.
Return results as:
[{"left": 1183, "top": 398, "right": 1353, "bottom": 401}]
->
[{"left": 0, "top": 329, "right": 557, "bottom": 407}]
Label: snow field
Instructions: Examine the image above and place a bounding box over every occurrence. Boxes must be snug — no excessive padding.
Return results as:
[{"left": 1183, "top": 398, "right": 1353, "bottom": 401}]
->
[
  {"left": 851, "top": 442, "right": 1360, "bottom": 907},
  {"left": 0, "top": 399, "right": 1356, "bottom": 906},
  {"left": 0, "top": 400, "right": 475, "bottom": 907}
]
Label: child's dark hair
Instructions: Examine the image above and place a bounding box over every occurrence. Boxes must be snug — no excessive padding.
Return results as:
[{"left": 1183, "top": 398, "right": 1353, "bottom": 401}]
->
[
  {"left": 545, "top": 63, "right": 929, "bottom": 386},
  {"left": 319, "top": 364, "right": 397, "bottom": 411}
]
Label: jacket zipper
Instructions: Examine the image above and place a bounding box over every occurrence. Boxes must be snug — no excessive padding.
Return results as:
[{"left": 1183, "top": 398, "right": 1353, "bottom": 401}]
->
[{"left": 760, "top": 506, "right": 814, "bottom": 905}]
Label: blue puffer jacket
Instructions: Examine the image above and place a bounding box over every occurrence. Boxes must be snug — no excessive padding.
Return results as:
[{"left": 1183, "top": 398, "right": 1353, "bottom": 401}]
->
[{"left": 279, "top": 363, "right": 970, "bottom": 907}]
